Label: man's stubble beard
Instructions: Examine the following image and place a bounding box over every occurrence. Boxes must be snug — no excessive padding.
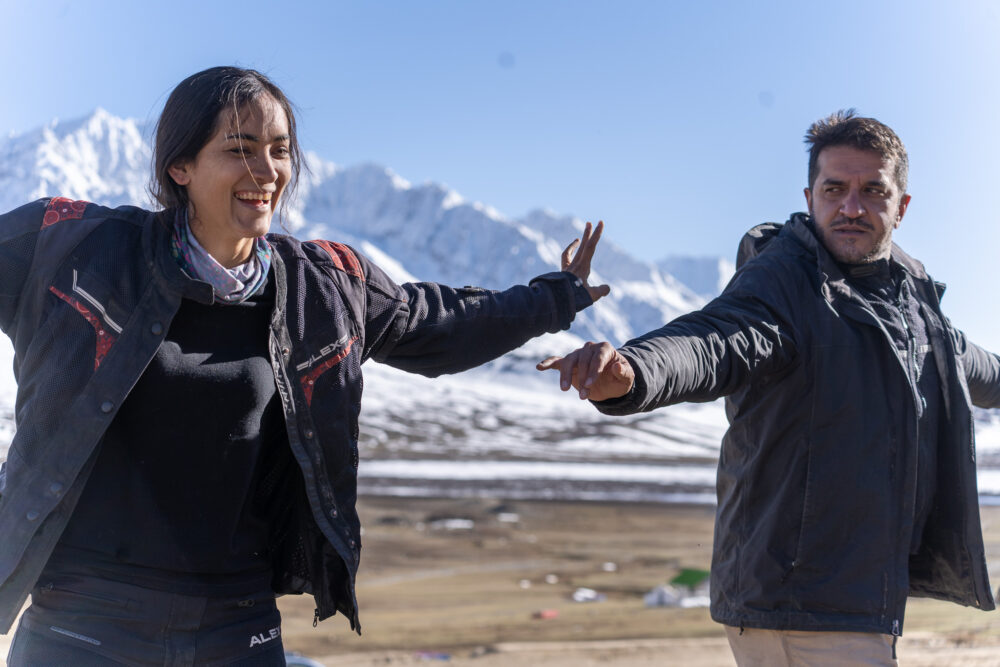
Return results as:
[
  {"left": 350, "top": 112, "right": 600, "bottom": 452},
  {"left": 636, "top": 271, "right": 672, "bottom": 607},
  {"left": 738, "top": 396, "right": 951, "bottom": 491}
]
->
[{"left": 811, "top": 215, "right": 892, "bottom": 265}]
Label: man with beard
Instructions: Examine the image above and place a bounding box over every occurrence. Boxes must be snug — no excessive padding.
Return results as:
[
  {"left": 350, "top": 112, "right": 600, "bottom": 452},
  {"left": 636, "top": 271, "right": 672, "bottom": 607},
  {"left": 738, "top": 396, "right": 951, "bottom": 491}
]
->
[{"left": 538, "top": 110, "right": 1000, "bottom": 665}]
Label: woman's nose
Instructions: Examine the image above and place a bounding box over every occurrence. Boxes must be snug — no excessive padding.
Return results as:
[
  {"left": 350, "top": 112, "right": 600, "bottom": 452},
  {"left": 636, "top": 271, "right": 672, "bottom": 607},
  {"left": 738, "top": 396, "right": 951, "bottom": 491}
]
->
[{"left": 249, "top": 153, "right": 279, "bottom": 182}]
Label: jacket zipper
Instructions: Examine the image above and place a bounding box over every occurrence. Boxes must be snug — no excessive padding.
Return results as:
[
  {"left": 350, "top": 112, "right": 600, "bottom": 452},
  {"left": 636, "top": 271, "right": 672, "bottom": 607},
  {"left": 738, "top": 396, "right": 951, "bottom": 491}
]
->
[
  {"left": 895, "top": 281, "right": 922, "bottom": 624},
  {"left": 896, "top": 285, "right": 920, "bottom": 405},
  {"left": 270, "top": 334, "right": 359, "bottom": 629}
]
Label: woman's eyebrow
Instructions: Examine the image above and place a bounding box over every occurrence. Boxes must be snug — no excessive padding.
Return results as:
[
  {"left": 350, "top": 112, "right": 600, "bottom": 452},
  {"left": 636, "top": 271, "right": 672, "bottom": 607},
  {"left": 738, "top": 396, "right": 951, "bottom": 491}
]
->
[{"left": 224, "top": 132, "right": 290, "bottom": 142}]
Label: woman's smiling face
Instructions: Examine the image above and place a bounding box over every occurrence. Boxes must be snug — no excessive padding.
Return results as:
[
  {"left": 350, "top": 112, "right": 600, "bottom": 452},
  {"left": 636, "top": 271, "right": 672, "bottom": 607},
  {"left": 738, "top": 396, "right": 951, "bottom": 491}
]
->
[{"left": 167, "top": 94, "right": 292, "bottom": 268}]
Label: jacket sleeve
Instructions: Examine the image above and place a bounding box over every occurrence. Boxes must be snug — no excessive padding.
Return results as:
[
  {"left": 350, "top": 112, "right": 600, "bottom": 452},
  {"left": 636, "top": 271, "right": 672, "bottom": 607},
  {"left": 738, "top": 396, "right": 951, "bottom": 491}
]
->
[
  {"left": 595, "top": 256, "right": 799, "bottom": 415},
  {"left": 0, "top": 200, "right": 45, "bottom": 334},
  {"left": 953, "top": 328, "right": 1000, "bottom": 408},
  {"left": 359, "top": 255, "right": 593, "bottom": 377}
]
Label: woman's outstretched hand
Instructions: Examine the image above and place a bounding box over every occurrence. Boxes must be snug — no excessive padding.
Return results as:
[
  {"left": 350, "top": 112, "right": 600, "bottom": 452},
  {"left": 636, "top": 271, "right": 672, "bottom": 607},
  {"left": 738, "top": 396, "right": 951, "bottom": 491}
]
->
[
  {"left": 536, "top": 341, "right": 635, "bottom": 401},
  {"left": 561, "top": 221, "right": 610, "bottom": 303}
]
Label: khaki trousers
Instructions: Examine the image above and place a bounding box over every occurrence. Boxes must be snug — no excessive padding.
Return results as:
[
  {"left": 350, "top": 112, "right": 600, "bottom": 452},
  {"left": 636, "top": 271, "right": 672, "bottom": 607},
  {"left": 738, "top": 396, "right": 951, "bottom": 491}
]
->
[{"left": 725, "top": 626, "right": 897, "bottom": 666}]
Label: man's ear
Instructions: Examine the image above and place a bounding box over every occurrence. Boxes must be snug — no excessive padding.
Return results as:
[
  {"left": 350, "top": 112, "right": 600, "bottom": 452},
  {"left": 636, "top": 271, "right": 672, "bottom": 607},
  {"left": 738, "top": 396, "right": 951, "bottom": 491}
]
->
[
  {"left": 803, "top": 187, "right": 813, "bottom": 215},
  {"left": 167, "top": 163, "right": 191, "bottom": 186},
  {"left": 895, "top": 193, "right": 911, "bottom": 229}
]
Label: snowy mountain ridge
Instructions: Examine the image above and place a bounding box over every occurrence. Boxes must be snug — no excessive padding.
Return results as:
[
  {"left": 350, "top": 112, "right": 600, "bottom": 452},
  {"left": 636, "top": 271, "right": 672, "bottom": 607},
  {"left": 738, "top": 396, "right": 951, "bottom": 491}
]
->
[{"left": 0, "top": 108, "right": 152, "bottom": 215}]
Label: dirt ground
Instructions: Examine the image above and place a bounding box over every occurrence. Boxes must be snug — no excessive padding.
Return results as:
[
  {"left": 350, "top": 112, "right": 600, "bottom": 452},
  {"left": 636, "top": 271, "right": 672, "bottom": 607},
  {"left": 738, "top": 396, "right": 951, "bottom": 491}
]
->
[
  {"left": 5, "top": 499, "right": 1000, "bottom": 665},
  {"left": 275, "top": 498, "right": 1000, "bottom": 666}
]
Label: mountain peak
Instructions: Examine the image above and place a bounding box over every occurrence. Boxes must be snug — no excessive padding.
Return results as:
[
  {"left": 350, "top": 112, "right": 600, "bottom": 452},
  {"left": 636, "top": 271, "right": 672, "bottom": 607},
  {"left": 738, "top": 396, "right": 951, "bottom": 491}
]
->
[{"left": 0, "top": 109, "right": 152, "bottom": 213}]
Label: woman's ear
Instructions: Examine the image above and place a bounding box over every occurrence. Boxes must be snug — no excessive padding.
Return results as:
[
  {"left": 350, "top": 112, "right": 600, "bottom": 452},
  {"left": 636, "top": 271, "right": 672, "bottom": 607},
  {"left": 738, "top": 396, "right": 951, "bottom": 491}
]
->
[{"left": 168, "top": 163, "right": 191, "bottom": 186}]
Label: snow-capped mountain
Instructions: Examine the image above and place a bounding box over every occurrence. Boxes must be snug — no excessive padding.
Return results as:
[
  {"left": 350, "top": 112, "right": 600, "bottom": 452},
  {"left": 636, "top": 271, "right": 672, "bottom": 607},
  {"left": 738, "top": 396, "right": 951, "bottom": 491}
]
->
[
  {"left": 294, "top": 162, "right": 707, "bottom": 346},
  {"left": 0, "top": 108, "right": 152, "bottom": 215},
  {"left": 658, "top": 256, "right": 736, "bottom": 302}
]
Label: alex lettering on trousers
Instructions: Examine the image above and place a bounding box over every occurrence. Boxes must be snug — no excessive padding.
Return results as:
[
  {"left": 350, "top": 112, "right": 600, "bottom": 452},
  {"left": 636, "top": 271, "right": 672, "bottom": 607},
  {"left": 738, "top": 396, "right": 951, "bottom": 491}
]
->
[{"left": 249, "top": 627, "right": 281, "bottom": 647}]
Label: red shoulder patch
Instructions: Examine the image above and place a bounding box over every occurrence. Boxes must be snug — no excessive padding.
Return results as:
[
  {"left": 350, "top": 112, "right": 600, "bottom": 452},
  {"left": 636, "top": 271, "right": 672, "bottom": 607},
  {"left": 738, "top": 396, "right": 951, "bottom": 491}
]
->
[
  {"left": 310, "top": 240, "right": 364, "bottom": 279},
  {"left": 42, "top": 197, "right": 90, "bottom": 229}
]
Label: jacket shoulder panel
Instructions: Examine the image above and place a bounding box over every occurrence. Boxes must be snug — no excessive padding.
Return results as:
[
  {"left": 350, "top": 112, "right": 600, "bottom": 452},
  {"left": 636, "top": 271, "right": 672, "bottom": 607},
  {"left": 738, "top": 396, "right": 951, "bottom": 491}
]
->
[
  {"left": 307, "top": 240, "right": 365, "bottom": 280},
  {"left": 0, "top": 200, "right": 48, "bottom": 244},
  {"left": 40, "top": 197, "right": 91, "bottom": 228},
  {"left": 0, "top": 200, "right": 152, "bottom": 337},
  {"left": 725, "top": 234, "right": 815, "bottom": 309},
  {"left": 269, "top": 235, "right": 365, "bottom": 278},
  {"left": 736, "top": 222, "right": 784, "bottom": 269}
]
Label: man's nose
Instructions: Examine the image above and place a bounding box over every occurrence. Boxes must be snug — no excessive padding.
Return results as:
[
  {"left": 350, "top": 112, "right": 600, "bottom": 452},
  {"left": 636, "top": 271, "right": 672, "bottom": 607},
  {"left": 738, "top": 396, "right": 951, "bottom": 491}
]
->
[{"left": 839, "top": 188, "right": 865, "bottom": 219}]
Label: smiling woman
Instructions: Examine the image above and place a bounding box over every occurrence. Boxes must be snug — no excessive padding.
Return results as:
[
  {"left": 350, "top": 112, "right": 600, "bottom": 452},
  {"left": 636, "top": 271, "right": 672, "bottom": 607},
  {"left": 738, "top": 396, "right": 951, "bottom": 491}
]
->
[
  {"left": 154, "top": 68, "right": 302, "bottom": 279},
  {"left": 0, "top": 66, "right": 609, "bottom": 665},
  {"left": 168, "top": 96, "right": 292, "bottom": 267}
]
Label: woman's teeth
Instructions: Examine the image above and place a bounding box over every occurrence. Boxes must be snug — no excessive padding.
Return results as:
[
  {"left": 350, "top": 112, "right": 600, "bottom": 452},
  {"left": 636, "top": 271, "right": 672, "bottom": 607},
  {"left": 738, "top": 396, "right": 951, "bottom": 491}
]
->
[{"left": 235, "top": 192, "right": 272, "bottom": 202}]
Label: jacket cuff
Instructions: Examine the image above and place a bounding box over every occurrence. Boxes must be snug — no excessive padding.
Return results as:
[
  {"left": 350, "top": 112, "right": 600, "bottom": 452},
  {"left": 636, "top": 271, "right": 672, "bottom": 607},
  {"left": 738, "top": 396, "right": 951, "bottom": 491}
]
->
[{"left": 529, "top": 271, "right": 594, "bottom": 330}]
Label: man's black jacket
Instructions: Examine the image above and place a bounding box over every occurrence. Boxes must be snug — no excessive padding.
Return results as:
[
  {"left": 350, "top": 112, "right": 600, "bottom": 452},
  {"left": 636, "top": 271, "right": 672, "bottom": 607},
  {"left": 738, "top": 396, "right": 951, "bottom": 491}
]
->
[{"left": 598, "top": 213, "right": 1000, "bottom": 635}]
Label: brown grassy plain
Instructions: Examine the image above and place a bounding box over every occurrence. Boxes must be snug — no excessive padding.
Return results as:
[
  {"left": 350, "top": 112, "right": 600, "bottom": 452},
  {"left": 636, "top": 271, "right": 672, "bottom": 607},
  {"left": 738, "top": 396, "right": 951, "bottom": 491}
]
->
[
  {"left": 275, "top": 498, "right": 1000, "bottom": 667},
  {"left": 3, "top": 498, "right": 999, "bottom": 665}
]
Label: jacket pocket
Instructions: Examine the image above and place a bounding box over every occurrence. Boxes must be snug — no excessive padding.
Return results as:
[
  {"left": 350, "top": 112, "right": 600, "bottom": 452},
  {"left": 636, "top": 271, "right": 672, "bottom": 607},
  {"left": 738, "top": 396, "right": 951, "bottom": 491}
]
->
[
  {"left": 47, "top": 282, "right": 120, "bottom": 372},
  {"left": 35, "top": 578, "right": 135, "bottom": 612}
]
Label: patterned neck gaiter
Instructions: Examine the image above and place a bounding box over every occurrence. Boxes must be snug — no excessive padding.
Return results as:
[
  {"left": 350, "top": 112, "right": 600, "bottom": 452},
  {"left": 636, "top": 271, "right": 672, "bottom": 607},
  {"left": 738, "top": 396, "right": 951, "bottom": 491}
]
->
[{"left": 169, "top": 209, "right": 273, "bottom": 304}]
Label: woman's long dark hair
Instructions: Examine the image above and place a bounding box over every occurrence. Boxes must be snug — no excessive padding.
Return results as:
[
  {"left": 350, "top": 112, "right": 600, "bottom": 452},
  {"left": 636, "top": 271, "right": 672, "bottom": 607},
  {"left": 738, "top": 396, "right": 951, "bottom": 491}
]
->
[{"left": 151, "top": 66, "right": 303, "bottom": 218}]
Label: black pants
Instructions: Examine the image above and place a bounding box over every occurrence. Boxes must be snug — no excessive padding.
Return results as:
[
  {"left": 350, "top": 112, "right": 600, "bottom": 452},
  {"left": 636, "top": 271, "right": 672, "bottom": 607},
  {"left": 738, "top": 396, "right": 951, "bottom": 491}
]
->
[{"left": 7, "top": 575, "right": 286, "bottom": 666}]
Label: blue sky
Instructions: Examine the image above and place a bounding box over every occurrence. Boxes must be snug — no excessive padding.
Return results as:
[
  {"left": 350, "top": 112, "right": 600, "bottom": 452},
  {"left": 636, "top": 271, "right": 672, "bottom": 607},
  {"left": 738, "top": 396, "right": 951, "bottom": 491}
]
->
[{"left": 5, "top": 0, "right": 1000, "bottom": 348}]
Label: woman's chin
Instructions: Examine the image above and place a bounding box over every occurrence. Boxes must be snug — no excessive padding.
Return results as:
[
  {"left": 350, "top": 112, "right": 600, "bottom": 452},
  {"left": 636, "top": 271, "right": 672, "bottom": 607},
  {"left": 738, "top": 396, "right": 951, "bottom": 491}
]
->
[{"left": 235, "top": 213, "right": 273, "bottom": 239}]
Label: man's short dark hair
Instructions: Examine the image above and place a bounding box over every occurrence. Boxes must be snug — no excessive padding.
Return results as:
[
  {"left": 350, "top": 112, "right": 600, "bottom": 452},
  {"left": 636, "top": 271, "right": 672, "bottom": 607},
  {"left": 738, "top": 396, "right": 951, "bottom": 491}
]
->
[{"left": 805, "top": 109, "right": 908, "bottom": 194}]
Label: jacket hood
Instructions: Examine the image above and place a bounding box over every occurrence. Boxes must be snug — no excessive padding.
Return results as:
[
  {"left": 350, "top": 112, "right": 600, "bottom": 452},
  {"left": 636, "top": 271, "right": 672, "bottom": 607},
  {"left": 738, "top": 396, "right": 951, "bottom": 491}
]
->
[{"left": 735, "top": 221, "right": 785, "bottom": 269}]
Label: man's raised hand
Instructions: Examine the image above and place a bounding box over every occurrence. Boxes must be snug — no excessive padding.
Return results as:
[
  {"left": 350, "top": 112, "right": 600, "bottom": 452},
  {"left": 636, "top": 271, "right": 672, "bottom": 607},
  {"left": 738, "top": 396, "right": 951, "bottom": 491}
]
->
[
  {"left": 536, "top": 341, "right": 635, "bottom": 401},
  {"left": 562, "top": 221, "right": 610, "bottom": 303}
]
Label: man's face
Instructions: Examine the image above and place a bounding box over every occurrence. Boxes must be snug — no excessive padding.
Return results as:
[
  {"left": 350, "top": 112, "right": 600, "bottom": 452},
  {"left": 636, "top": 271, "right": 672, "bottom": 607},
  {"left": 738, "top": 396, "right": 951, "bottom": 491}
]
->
[{"left": 804, "top": 145, "right": 911, "bottom": 264}]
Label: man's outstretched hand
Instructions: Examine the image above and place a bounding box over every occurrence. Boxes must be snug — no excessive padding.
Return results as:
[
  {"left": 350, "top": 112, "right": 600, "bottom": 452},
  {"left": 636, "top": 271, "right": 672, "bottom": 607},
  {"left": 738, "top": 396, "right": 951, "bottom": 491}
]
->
[
  {"left": 562, "top": 221, "right": 610, "bottom": 303},
  {"left": 537, "top": 341, "right": 635, "bottom": 401}
]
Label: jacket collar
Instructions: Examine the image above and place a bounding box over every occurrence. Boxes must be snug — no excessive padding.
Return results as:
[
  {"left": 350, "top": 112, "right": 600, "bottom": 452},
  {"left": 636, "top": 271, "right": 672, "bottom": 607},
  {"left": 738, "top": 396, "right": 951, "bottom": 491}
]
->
[
  {"left": 142, "top": 208, "right": 215, "bottom": 304},
  {"left": 783, "top": 212, "right": 935, "bottom": 301},
  {"left": 268, "top": 245, "right": 288, "bottom": 328},
  {"left": 142, "top": 208, "right": 289, "bottom": 317}
]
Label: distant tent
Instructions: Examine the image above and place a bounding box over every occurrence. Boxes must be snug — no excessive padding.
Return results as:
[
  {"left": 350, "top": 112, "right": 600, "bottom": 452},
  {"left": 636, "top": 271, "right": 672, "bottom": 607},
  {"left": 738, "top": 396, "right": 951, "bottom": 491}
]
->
[
  {"left": 643, "top": 585, "right": 682, "bottom": 607},
  {"left": 645, "top": 567, "right": 711, "bottom": 608},
  {"left": 670, "top": 568, "right": 710, "bottom": 590}
]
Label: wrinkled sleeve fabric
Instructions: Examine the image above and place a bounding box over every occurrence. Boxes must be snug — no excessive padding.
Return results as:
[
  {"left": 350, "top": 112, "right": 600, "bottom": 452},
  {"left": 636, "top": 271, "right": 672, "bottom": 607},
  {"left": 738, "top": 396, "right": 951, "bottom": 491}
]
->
[
  {"left": 953, "top": 328, "right": 1000, "bottom": 408},
  {"left": 0, "top": 200, "right": 44, "bottom": 334},
  {"left": 355, "top": 252, "right": 593, "bottom": 377},
  {"left": 595, "top": 256, "right": 800, "bottom": 415}
]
